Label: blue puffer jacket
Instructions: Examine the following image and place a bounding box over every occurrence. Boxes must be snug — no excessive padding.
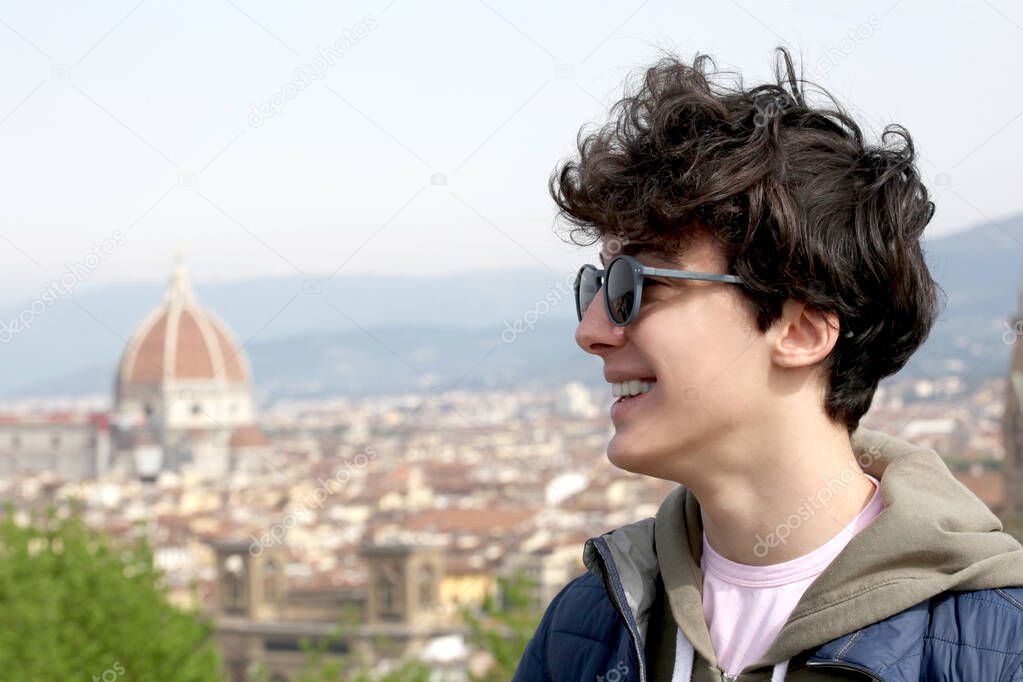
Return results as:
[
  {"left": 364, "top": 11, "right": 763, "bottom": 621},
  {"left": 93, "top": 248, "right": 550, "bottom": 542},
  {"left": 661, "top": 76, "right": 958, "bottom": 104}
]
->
[
  {"left": 512, "top": 555, "right": 1023, "bottom": 681},
  {"left": 512, "top": 427, "right": 1023, "bottom": 681}
]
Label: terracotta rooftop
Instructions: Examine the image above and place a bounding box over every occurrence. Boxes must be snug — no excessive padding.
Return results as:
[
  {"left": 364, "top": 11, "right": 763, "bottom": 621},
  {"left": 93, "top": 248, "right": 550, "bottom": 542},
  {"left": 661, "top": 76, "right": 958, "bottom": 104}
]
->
[
  {"left": 116, "top": 257, "right": 249, "bottom": 389},
  {"left": 230, "top": 424, "right": 269, "bottom": 448},
  {"left": 404, "top": 508, "right": 536, "bottom": 534},
  {"left": 954, "top": 470, "right": 1005, "bottom": 513}
]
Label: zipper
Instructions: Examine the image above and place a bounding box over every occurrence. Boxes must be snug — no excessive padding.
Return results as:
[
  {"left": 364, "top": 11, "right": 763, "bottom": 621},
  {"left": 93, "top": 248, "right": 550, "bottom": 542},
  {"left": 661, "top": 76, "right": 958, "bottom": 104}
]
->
[
  {"left": 804, "top": 659, "right": 882, "bottom": 681},
  {"left": 590, "top": 538, "right": 886, "bottom": 682},
  {"left": 593, "top": 538, "right": 648, "bottom": 682}
]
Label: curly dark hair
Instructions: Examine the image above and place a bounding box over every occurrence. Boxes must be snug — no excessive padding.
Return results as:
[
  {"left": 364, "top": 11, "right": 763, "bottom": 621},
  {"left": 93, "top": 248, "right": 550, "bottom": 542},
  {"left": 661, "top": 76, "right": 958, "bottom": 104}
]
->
[{"left": 550, "top": 46, "right": 945, "bottom": 434}]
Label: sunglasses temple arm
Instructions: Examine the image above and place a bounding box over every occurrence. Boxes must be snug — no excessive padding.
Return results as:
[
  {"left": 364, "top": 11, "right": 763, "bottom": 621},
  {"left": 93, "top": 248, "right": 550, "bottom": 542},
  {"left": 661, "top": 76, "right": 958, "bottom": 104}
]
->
[{"left": 645, "top": 265, "right": 744, "bottom": 284}]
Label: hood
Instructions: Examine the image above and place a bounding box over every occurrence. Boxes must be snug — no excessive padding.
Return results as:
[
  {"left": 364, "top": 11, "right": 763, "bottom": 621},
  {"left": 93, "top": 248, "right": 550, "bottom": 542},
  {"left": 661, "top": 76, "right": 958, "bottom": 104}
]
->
[{"left": 582, "top": 425, "right": 1023, "bottom": 676}]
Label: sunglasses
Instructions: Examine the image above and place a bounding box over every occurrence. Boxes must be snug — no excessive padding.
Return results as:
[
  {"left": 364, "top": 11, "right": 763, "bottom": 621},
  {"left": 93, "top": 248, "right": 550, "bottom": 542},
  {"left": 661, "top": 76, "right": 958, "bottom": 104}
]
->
[{"left": 574, "top": 254, "right": 747, "bottom": 326}]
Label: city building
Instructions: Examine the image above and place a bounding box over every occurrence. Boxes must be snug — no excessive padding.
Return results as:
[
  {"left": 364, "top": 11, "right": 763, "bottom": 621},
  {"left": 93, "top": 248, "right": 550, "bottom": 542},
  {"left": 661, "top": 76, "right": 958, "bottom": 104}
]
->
[
  {"left": 207, "top": 537, "right": 463, "bottom": 681},
  {"left": 0, "top": 254, "right": 270, "bottom": 483}
]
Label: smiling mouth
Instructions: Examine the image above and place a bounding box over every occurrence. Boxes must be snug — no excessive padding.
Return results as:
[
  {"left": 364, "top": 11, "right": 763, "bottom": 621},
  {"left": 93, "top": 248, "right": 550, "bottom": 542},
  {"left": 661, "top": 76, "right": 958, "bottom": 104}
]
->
[
  {"left": 611, "top": 379, "right": 656, "bottom": 401},
  {"left": 605, "top": 382, "right": 654, "bottom": 408}
]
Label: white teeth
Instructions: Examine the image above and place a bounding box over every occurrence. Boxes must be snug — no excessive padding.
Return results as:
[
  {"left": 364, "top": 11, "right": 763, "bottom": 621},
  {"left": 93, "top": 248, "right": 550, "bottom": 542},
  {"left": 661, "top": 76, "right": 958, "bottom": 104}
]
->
[{"left": 610, "top": 380, "right": 655, "bottom": 398}]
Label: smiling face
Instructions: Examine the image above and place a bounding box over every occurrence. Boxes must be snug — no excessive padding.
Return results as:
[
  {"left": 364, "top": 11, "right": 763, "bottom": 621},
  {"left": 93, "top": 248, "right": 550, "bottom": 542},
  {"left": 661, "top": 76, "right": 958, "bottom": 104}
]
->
[{"left": 575, "top": 225, "right": 770, "bottom": 481}]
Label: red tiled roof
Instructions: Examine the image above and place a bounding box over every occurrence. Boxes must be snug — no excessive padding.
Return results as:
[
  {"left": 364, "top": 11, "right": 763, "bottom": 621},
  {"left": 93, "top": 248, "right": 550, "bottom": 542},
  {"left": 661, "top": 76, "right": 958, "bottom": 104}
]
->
[
  {"left": 404, "top": 508, "right": 535, "bottom": 534},
  {"left": 116, "top": 261, "right": 248, "bottom": 388},
  {"left": 230, "top": 424, "right": 269, "bottom": 448},
  {"left": 954, "top": 470, "right": 1005, "bottom": 512}
]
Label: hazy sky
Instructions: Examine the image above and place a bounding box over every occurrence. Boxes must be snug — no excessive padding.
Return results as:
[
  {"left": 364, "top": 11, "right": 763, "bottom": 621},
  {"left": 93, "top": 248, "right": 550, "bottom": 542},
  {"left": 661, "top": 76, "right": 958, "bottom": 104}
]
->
[{"left": 1, "top": 0, "right": 1021, "bottom": 303}]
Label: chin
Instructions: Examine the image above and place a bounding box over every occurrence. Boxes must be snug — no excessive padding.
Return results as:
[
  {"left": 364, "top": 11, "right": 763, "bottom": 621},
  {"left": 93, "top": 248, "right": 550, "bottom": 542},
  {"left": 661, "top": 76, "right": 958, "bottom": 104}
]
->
[
  {"left": 605, "top": 437, "right": 658, "bottom": 476},
  {"left": 607, "top": 425, "right": 698, "bottom": 482}
]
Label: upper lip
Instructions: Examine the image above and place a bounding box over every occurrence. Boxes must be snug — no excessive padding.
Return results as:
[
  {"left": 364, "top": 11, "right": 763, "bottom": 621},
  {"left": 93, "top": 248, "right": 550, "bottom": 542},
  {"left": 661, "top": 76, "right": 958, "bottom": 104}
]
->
[{"left": 604, "top": 372, "right": 657, "bottom": 383}]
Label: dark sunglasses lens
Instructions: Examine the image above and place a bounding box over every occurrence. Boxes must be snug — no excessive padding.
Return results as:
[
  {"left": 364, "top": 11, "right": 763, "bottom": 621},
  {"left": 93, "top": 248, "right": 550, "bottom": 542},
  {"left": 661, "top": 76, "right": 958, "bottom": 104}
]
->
[
  {"left": 576, "top": 267, "right": 600, "bottom": 321},
  {"left": 606, "top": 258, "right": 636, "bottom": 324}
]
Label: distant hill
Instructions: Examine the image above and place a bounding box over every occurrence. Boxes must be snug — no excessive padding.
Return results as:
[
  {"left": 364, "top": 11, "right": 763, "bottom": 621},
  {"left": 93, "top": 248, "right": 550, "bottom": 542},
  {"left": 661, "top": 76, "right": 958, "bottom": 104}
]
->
[
  {"left": 2, "top": 212, "right": 1022, "bottom": 401},
  {"left": 246, "top": 322, "right": 601, "bottom": 401},
  {"left": 916, "top": 212, "right": 1023, "bottom": 382},
  {"left": 0, "top": 268, "right": 589, "bottom": 400}
]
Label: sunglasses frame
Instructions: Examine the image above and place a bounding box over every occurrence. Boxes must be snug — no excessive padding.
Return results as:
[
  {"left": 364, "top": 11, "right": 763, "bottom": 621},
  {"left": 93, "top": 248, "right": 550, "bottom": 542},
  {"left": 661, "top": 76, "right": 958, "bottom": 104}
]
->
[{"left": 574, "top": 254, "right": 747, "bottom": 327}]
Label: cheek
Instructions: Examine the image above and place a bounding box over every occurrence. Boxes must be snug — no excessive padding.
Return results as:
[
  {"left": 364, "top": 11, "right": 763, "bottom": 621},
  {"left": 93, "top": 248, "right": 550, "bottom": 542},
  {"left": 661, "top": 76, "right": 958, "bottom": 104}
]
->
[{"left": 646, "top": 297, "right": 759, "bottom": 397}]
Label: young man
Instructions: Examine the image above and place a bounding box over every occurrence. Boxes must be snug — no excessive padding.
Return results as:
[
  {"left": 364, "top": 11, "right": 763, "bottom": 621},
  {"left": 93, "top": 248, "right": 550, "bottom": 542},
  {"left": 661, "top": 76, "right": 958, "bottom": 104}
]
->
[{"left": 512, "top": 47, "right": 1023, "bottom": 681}]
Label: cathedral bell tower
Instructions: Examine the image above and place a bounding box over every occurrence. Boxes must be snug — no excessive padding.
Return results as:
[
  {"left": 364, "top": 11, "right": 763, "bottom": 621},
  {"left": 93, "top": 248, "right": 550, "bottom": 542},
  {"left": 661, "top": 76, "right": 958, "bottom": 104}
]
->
[
  {"left": 361, "top": 542, "right": 445, "bottom": 626},
  {"left": 1001, "top": 268, "right": 1023, "bottom": 519}
]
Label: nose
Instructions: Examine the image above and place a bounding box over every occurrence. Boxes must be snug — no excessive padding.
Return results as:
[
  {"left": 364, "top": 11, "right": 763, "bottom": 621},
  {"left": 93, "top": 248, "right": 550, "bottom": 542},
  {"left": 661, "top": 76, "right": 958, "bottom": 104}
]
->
[{"left": 575, "top": 284, "right": 628, "bottom": 356}]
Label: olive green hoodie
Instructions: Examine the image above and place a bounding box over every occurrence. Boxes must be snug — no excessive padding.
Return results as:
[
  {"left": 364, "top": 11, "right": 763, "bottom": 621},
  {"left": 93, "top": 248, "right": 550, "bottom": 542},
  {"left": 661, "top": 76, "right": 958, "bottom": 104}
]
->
[{"left": 581, "top": 426, "right": 1023, "bottom": 681}]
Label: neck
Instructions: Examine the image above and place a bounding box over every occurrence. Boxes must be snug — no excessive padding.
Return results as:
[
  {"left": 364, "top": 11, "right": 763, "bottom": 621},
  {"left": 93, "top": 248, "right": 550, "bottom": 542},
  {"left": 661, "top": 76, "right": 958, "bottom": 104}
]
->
[{"left": 689, "top": 420, "right": 876, "bottom": 566}]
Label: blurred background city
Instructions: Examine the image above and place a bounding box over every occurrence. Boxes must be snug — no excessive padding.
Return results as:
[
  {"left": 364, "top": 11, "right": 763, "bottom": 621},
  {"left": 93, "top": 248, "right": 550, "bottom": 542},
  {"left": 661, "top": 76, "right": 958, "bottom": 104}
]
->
[{"left": 2, "top": 1, "right": 1023, "bottom": 680}]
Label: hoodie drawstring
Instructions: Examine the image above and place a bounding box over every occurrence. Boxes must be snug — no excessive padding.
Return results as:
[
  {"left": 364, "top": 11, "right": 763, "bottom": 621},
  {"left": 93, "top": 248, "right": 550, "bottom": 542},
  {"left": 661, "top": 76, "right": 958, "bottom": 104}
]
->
[
  {"left": 771, "top": 659, "right": 790, "bottom": 681},
  {"left": 673, "top": 628, "right": 790, "bottom": 681},
  {"left": 671, "top": 628, "right": 695, "bottom": 681}
]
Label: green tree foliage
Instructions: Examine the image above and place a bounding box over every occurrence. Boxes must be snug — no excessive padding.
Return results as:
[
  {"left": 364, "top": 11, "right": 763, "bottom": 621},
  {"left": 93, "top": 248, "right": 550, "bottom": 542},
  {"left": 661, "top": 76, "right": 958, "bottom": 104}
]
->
[
  {"left": 0, "top": 501, "right": 545, "bottom": 681},
  {"left": 459, "top": 568, "right": 543, "bottom": 682},
  {"left": 0, "top": 503, "right": 222, "bottom": 681}
]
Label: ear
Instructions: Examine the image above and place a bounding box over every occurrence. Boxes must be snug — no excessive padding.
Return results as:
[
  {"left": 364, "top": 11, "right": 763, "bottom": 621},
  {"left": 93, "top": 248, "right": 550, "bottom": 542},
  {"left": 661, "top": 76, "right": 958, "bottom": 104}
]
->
[{"left": 769, "top": 300, "right": 841, "bottom": 369}]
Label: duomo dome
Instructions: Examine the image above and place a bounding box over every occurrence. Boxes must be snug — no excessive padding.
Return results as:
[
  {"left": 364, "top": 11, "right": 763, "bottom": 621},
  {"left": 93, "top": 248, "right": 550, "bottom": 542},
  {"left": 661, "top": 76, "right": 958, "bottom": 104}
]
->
[
  {"left": 116, "top": 263, "right": 249, "bottom": 392},
  {"left": 113, "top": 254, "right": 265, "bottom": 479}
]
